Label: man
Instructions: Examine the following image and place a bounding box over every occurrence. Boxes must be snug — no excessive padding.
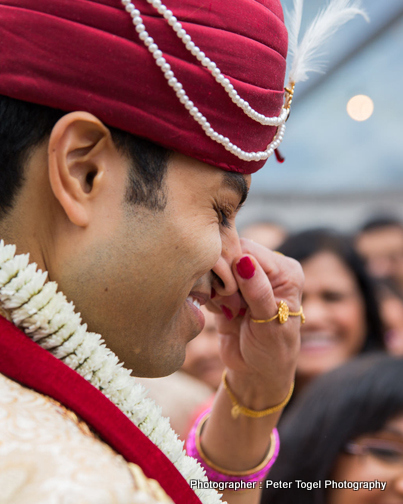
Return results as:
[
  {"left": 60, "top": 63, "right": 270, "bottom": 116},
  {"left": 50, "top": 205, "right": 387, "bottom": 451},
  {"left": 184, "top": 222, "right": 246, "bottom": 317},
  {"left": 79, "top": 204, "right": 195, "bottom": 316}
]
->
[
  {"left": 0, "top": 0, "right": 360, "bottom": 503},
  {"left": 356, "top": 216, "right": 403, "bottom": 294}
]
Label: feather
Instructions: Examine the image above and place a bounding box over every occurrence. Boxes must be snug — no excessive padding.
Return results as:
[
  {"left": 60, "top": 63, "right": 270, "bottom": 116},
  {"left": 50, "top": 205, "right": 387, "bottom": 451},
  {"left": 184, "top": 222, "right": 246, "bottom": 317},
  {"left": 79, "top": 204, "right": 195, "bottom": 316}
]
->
[
  {"left": 286, "top": 0, "right": 304, "bottom": 61},
  {"left": 286, "top": 0, "right": 369, "bottom": 84}
]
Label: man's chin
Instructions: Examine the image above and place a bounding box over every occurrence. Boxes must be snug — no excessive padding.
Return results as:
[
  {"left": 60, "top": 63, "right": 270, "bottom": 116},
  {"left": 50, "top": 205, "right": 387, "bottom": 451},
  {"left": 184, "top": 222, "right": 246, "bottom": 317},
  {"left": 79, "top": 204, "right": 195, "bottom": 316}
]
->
[
  {"left": 118, "top": 304, "right": 205, "bottom": 377},
  {"left": 135, "top": 364, "right": 183, "bottom": 379},
  {"left": 131, "top": 346, "right": 187, "bottom": 378}
]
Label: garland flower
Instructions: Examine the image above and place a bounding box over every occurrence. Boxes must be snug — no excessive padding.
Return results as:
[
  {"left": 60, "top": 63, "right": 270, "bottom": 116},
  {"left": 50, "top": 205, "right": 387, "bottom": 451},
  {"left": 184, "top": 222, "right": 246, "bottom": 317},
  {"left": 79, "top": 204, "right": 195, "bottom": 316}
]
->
[{"left": 0, "top": 240, "right": 224, "bottom": 504}]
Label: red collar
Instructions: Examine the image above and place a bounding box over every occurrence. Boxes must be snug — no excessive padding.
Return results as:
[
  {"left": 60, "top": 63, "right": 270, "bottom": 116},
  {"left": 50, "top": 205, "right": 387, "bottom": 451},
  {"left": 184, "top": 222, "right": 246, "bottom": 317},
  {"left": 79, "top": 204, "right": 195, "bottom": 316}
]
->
[{"left": 0, "top": 315, "right": 201, "bottom": 504}]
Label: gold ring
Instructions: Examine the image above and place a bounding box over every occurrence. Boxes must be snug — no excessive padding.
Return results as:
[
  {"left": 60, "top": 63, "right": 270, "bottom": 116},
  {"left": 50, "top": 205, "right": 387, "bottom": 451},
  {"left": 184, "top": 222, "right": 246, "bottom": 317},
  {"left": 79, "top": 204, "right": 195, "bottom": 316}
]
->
[{"left": 250, "top": 300, "right": 305, "bottom": 324}]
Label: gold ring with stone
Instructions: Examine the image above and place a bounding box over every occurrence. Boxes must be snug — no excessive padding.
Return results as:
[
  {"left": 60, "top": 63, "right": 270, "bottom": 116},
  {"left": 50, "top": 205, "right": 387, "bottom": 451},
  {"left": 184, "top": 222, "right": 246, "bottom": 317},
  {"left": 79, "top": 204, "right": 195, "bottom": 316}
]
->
[{"left": 250, "top": 300, "right": 305, "bottom": 324}]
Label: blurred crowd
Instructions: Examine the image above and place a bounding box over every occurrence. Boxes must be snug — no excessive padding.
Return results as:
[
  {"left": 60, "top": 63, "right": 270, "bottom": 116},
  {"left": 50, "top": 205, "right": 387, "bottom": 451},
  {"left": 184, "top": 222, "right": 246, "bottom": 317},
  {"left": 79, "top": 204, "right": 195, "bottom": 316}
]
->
[
  {"left": 245, "top": 216, "right": 403, "bottom": 503},
  {"left": 138, "top": 213, "right": 403, "bottom": 503}
]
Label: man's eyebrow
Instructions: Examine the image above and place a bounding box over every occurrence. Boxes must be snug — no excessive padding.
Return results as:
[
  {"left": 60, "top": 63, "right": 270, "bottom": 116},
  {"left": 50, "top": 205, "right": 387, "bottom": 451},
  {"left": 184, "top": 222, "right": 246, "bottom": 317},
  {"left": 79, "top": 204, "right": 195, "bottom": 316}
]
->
[{"left": 222, "top": 172, "right": 249, "bottom": 208}]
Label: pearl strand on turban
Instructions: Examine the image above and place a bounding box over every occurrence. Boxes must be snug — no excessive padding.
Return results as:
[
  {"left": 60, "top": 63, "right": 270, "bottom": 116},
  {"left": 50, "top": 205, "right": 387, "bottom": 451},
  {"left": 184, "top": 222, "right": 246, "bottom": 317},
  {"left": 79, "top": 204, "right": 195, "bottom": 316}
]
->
[{"left": 122, "top": 0, "right": 288, "bottom": 162}]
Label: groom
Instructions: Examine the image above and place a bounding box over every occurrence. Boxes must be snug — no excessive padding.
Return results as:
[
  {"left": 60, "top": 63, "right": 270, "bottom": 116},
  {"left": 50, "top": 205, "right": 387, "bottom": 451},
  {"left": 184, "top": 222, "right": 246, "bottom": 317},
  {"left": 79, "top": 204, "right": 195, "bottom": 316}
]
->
[{"left": 0, "top": 1, "right": 304, "bottom": 503}]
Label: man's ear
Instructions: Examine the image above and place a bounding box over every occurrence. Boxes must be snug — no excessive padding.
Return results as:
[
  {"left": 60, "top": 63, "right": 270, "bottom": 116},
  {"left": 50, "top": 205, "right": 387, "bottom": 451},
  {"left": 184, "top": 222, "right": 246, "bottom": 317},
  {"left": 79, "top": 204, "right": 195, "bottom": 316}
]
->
[{"left": 48, "top": 111, "right": 116, "bottom": 227}]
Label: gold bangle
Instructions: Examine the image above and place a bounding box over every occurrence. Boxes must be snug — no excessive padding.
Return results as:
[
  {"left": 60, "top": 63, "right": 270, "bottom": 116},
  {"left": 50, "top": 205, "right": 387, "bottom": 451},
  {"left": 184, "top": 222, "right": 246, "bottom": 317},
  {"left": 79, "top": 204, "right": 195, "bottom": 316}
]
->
[
  {"left": 195, "top": 412, "right": 277, "bottom": 476},
  {"left": 250, "top": 300, "right": 305, "bottom": 324},
  {"left": 222, "top": 370, "right": 294, "bottom": 419}
]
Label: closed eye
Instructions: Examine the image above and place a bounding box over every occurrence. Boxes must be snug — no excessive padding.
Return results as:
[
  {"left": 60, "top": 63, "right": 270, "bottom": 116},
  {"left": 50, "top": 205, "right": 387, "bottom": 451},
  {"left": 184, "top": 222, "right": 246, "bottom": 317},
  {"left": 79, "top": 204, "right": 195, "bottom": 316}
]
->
[
  {"left": 214, "top": 198, "right": 240, "bottom": 230},
  {"left": 216, "top": 205, "right": 232, "bottom": 229}
]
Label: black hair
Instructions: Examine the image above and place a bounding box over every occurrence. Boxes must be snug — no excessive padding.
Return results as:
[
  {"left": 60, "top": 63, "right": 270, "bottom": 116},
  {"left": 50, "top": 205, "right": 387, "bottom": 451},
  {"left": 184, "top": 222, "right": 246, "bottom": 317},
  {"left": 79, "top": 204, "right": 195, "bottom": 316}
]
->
[
  {"left": 278, "top": 228, "right": 385, "bottom": 352},
  {"left": 262, "top": 354, "right": 403, "bottom": 504},
  {"left": 360, "top": 215, "right": 403, "bottom": 233},
  {"left": 0, "top": 95, "right": 170, "bottom": 217}
]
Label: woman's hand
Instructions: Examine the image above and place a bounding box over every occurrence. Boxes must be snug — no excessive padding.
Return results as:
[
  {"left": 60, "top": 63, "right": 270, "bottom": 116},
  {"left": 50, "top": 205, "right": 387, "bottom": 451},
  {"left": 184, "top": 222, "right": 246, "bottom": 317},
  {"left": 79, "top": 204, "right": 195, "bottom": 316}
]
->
[{"left": 208, "top": 238, "right": 304, "bottom": 407}]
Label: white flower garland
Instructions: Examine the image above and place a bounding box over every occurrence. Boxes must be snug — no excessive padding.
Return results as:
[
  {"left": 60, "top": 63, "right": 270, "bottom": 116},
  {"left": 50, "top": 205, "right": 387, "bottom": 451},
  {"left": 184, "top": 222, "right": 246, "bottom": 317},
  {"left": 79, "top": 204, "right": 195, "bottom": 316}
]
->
[{"left": 0, "top": 240, "right": 224, "bottom": 504}]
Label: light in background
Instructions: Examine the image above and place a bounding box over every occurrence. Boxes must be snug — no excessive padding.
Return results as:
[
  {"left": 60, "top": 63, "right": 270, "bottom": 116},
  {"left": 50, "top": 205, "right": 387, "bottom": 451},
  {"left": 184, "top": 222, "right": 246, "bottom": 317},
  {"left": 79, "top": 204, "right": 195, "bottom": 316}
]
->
[{"left": 347, "top": 95, "right": 374, "bottom": 121}]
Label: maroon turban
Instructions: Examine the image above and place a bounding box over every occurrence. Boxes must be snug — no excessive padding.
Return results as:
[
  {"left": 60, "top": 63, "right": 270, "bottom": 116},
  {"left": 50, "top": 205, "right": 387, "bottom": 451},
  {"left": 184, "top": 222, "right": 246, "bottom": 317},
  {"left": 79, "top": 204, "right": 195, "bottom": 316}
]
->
[{"left": 0, "top": 0, "right": 287, "bottom": 174}]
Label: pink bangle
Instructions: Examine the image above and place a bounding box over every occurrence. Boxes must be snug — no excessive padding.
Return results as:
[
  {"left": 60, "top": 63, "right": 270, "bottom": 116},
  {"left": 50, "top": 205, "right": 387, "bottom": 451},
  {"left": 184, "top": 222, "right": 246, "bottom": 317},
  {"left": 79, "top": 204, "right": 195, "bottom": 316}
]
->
[{"left": 186, "top": 408, "right": 280, "bottom": 483}]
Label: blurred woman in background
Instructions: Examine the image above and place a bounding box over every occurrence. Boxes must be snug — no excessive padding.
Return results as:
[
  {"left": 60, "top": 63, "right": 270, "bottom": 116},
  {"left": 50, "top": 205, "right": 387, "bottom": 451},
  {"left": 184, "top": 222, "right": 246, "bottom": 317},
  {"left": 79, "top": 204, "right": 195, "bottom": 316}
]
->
[
  {"left": 279, "top": 228, "right": 384, "bottom": 393},
  {"left": 262, "top": 354, "right": 403, "bottom": 504}
]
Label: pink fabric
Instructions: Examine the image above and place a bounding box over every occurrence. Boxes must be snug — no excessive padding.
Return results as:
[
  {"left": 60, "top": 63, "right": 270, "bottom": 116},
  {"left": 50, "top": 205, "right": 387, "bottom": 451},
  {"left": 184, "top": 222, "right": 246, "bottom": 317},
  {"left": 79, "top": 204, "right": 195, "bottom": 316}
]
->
[
  {"left": 186, "top": 408, "right": 280, "bottom": 483},
  {"left": 0, "top": 0, "right": 287, "bottom": 174}
]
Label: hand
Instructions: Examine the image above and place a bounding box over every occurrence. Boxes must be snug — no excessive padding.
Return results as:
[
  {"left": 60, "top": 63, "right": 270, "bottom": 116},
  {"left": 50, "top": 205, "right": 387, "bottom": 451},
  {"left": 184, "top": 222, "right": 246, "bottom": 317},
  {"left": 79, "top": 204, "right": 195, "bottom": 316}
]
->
[{"left": 209, "top": 238, "right": 304, "bottom": 407}]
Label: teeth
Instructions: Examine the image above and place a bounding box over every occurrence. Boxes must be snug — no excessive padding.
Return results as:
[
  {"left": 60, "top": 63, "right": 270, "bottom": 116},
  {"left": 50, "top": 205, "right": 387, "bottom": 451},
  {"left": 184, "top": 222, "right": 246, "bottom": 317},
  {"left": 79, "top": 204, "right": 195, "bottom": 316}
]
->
[
  {"left": 301, "top": 339, "right": 333, "bottom": 349},
  {"left": 301, "top": 333, "right": 336, "bottom": 350},
  {"left": 187, "top": 296, "right": 201, "bottom": 310},
  {"left": 302, "top": 332, "right": 334, "bottom": 342}
]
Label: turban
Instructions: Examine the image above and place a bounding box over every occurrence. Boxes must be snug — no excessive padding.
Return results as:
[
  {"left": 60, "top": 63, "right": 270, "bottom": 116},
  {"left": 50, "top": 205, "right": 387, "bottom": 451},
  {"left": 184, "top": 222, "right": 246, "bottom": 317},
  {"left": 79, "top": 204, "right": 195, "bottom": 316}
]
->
[{"left": 0, "top": 0, "right": 288, "bottom": 174}]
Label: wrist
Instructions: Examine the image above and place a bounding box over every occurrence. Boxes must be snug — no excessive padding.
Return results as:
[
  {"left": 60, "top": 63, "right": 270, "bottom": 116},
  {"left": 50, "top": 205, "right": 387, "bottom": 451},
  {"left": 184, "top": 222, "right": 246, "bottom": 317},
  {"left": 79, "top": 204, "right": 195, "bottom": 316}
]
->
[
  {"left": 224, "top": 368, "right": 295, "bottom": 411},
  {"left": 222, "top": 369, "right": 294, "bottom": 420},
  {"left": 186, "top": 408, "right": 280, "bottom": 483}
]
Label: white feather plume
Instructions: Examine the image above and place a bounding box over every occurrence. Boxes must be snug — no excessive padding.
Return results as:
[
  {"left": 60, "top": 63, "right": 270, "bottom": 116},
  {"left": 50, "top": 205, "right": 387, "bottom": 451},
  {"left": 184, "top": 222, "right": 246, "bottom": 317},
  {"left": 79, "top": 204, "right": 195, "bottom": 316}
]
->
[
  {"left": 285, "top": 0, "right": 304, "bottom": 61},
  {"left": 286, "top": 0, "right": 369, "bottom": 84}
]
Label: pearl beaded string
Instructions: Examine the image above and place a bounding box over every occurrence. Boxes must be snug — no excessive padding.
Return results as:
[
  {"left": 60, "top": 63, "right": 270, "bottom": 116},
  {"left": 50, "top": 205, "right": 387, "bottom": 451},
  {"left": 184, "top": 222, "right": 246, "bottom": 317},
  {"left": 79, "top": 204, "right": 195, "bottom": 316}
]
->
[
  {"left": 145, "top": 0, "right": 289, "bottom": 128},
  {"left": 121, "top": 0, "right": 289, "bottom": 162}
]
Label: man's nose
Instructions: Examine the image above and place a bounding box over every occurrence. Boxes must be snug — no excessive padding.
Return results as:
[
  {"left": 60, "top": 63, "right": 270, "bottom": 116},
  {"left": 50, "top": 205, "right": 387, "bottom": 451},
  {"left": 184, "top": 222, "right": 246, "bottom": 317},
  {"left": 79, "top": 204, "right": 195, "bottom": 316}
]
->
[{"left": 211, "top": 227, "right": 243, "bottom": 297}]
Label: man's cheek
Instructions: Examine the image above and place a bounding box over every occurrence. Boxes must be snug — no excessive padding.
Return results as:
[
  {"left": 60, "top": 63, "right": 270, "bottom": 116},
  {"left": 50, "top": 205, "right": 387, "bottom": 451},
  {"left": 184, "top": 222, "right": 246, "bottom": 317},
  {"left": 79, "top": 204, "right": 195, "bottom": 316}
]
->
[{"left": 190, "top": 235, "right": 222, "bottom": 277}]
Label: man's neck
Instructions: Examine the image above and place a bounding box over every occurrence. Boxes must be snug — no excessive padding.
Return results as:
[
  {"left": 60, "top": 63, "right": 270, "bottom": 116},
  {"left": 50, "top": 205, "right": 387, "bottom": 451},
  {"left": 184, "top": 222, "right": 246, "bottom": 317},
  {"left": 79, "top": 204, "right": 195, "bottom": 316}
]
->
[{"left": 0, "top": 220, "right": 47, "bottom": 274}]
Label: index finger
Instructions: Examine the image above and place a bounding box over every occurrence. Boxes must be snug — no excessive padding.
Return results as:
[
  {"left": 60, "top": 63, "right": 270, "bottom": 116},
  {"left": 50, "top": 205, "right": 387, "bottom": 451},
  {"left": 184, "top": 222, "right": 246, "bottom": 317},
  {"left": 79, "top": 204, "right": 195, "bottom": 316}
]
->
[
  {"left": 240, "top": 238, "right": 304, "bottom": 298},
  {"left": 231, "top": 254, "right": 278, "bottom": 321}
]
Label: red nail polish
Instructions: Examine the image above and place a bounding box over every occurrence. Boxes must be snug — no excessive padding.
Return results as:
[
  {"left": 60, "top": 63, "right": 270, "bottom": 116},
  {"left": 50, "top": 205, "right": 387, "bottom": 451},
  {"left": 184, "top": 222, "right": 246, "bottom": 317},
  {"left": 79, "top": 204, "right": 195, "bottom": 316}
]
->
[
  {"left": 220, "top": 305, "right": 233, "bottom": 321},
  {"left": 211, "top": 287, "right": 216, "bottom": 299},
  {"left": 236, "top": 256, "right": 256, "bottom": 279},
  {"left": 239, "top": 308, "right": 247, "bottom": 317}
]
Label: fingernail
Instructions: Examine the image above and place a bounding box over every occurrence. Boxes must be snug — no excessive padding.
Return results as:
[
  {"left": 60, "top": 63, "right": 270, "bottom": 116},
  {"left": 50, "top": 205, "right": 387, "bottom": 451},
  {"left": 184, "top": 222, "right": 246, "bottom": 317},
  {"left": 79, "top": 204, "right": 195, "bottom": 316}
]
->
[
  {"left": 211, "top": 287, "right": 216, "bottom": 299},
  {"left": 239, "top": 308, "right": 247, "bottom": 317},
  {"left": 236, "top": 256, "right": 256, "bottom": 279},
  {"left": 220, "top": 305, "right": 233, "bottom": 321}
]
